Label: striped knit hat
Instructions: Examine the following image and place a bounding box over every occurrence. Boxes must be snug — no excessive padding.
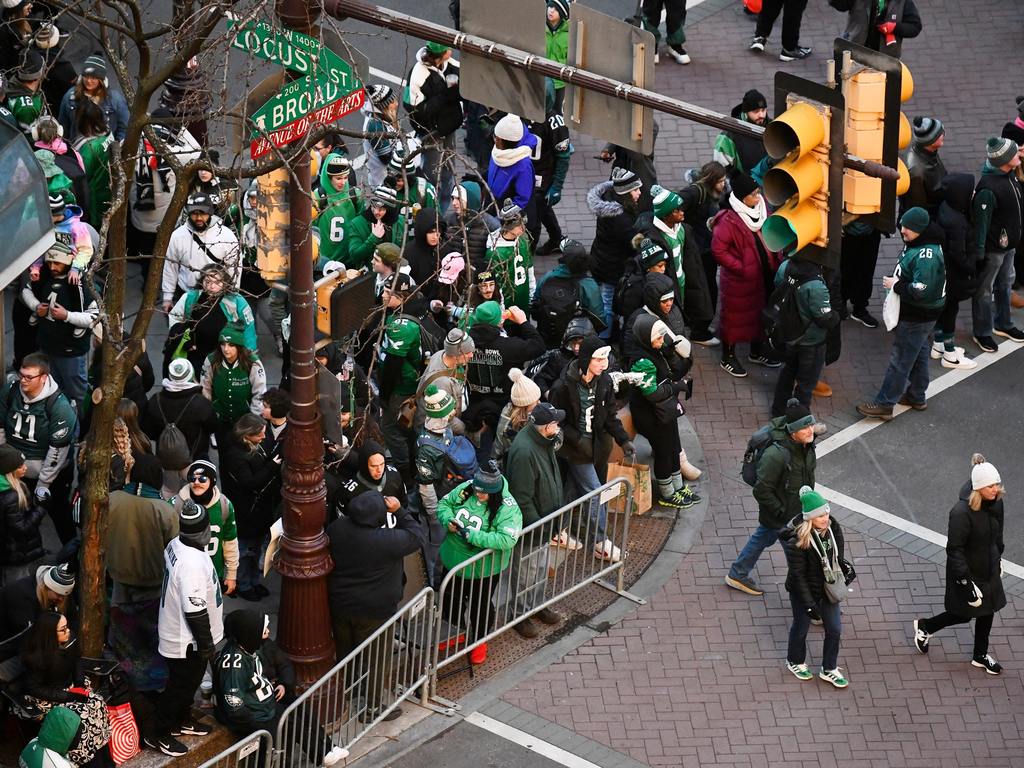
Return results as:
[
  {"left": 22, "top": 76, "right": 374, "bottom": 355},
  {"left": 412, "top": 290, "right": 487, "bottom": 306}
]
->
[
  {"left": 179, "top": 498, "right": 210, "bottom": 535},
  {"left": 912, "top": 116, "right": 944, "bottom": 146},
  {"left": 81, "top": 55, "right": 107, "bottom": 78},
  {"left": 41, "top": 563, "right": 76, "bottom": 596},
  {"left": 651, "top": 184, "right": 684, "bottom": 219},
  {"left": 423, "top": 384, "right": 455, "bottom": 432},
  {"left": 987, "top": 136, "right": 1019, "bottom": 168}
]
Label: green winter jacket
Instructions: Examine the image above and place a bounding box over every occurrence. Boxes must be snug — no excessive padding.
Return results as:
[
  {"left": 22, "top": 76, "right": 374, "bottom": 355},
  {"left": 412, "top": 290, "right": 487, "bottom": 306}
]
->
[
  {"left": 315, "top": 155, "right": 363, "bottom": 264},
  {"left": 437, "top": 479, "right": 522, "bottom": 578},
  {"left": 774, "top": 259, "right": 837, "bottom": 347},
  {"left": 344, "top": 210, "right": 407, "bottom": 270},
  {"left": 893, "top": 232, "right": 946, "bottom": 320},
  {"left": 19, "top": 706, "right": 80, "bottom": 768},
  {"left": 752, "top": 417, "right": 817, "bottom": 529},
  {"left": 396, "top": 175, "right": 438, "bottom": 222},
  {"left": 545, "top": 20, "right": 569, "bottom": 90},
  {"left": 505, "top": 423, "right": 563, "bottom": 526}
]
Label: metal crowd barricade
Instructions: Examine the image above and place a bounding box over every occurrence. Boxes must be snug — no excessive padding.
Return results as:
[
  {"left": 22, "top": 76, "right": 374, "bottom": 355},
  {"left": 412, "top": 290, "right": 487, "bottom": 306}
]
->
[
  {"left": 428, "top": 477, "right": 640, "bottom": 703},
  {"left": 197, "top": 730, "right": 271, "bottom": 768},
  {"left": 274, "top": 587, "right": 434, "bottom": 765}
]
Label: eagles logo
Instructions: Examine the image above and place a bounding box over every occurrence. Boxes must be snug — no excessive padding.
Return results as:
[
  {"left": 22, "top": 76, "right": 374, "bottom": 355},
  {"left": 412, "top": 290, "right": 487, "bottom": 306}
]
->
[{"left": 188, "top": 596, "right": 207, "bottom": 608}]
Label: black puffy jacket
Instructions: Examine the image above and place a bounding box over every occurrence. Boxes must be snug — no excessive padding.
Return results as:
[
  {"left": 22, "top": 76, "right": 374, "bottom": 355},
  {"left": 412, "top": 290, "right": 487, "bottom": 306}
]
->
[
  {"left": 588, "top": 181, "right": 639, "bottom": 285},
  {"left": 943, "top": 481, "right": 1006, "bottom": 618},
  {"left": 0, "top": 487, "right": 47, "bottom": 566},
  {"left": 936, "top": 173, "right": 979, "bottom": 301},
  {"left": 220, "top": 436, "right": 281, "bottom": 539},
  {"left": 622, "top": 273, "right": 689, "bottom": 370},
  {"left": 781, "top": 516, "right": 850, "bottom": 608}
]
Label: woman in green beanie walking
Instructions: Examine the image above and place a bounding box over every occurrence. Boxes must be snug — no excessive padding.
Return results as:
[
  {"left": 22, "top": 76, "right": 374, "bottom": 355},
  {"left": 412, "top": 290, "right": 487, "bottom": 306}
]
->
[
  {"left": 200, "top": 326, "right": 267, "bottom": 437},
  {"left": 436, "top": 462, "right": 522, "bottom": 666},
  {"left": 780, "top": 486, "right": 856, "bottom": 688}
]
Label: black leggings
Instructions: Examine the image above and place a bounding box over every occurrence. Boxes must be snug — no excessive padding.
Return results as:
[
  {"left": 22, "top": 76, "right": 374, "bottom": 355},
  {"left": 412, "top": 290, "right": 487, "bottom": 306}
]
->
[
  {"left": 936, "top": 296, "right": 962, "bottom": 339},
  {"left": 921, "top": 611, "right": 994, "bottom": 658},
  {"left": 639, "top": 420, "right": 681, "bottom": 479}
]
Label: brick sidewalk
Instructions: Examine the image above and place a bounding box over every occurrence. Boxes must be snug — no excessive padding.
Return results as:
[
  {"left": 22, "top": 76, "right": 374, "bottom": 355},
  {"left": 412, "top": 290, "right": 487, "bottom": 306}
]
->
[{"left": 500, "top": 0, "right": 1024, "bottom": 765}]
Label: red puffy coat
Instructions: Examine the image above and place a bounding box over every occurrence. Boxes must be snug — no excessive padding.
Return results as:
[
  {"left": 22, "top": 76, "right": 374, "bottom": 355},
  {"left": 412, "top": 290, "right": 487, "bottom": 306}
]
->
[{"left": 710, "top": 208, "right": 780, "bottom": 345}]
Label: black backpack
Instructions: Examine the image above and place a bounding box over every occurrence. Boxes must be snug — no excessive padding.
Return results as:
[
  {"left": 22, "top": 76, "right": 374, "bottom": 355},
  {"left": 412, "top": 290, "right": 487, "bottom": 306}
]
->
[
  {"left": 534, "top": 275, "right": 580, "bottom": 347},
  {"left": 154, "top": 393, "right": 197, "bottom": 471},
  {"left": 762, "top": 269, "right": 815, "bottom": 351},
  {"left": 740, "top": 424, "right": 791, "bottom": 487}
]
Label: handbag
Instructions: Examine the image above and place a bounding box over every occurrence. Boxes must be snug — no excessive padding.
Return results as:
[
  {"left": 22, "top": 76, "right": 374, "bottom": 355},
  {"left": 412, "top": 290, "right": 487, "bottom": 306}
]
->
[
  {"left": 881, "top": 287, "right": 900, "bottom": 331},
  {"left": 107, "top": 701, "right": 141, "bottom": 764},
  {"left": 812, "top": 528, "right": 850, "bottom": 603}
]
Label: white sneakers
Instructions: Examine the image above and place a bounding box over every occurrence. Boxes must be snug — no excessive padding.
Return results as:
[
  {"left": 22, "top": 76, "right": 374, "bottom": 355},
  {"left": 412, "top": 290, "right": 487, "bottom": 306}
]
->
[
  {"left": 323, "top": 746, "right": 350, "bottom": 767},
  {"left": 594, "top": 538, "right": 621, "bottom": 563},
  {"left": 931, "top": 341, "right": 964, "bottom": 359},
  {"left": 932, "top": 342, "right": 977, "bottom": 369},
  {"left": 551, "top": 530, "right": 583, "bottom": 551}
]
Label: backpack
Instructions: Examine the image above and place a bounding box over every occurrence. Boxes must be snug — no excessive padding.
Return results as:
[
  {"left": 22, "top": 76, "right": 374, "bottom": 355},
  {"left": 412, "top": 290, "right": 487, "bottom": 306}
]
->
[
  {"left": 416, "top": 428, "right": 479, "bottom": 495},
  {"left": 534, "top": 274, "right": 580, "bottom": 347},
  {"left": 154, "top": 393, "right": 197, "bottom": 471},
  {"left": 762, "top": 269, "right": 814, "bottom": 351},
  {"left": 740, "top": 424, "right": 791, "bottom": 487},
  {"left": 400, "top": 313, "right": 441, "bottom": 358}
]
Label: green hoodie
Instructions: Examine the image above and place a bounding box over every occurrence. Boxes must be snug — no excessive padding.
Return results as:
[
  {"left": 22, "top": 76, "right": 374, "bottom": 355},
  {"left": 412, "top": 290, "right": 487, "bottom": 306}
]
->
[
  {"left": 315, "top": 153, "right": 364, "bottom": 264},
  {"left": 437, "top": 479, "right": 522, "bottom": 578},
  {"left": 344, "top": 209, "right": 407, "bottom": 270},
  {"left": 20, "top": 706, "right": 80, "bottom": 768},
  {"left": 545, "top": 18, "right": 569, "bottom": 90}
]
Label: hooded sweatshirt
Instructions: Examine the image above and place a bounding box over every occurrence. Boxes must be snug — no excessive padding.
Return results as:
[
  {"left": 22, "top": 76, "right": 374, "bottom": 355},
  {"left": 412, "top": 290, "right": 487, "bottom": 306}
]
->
[
  {"left": 335, "top": 439, "right": 406, "bottom": 516},
  {"left": 436, "top": 478, "right": 522, "bottom": 578},
  {"left": 19, "top": 706, "right": 81, "bottom": 768},
  {"left": 162, "top": 217, "right": 242, "bottom": 303},
  {"left": 405, "top": 207, "right": 448, "bottom": 289},
  {"left": 314, "top": 153, "right": 364, "bottom": 264},
  {"left": 214, "top": 609, "right": 276, "bottom": 728},
  {"left": 444, "top": 180, "right": 499, "bottom": 272},
  {"left": 487, "top": 122, "right": 538, "bottom": 209},
  {"left": 326, "top": 491, "right": 424, "bottom": 618}
]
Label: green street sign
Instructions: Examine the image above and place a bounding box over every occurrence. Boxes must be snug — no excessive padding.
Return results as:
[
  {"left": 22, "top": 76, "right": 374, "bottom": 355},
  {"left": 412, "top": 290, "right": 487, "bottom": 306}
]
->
[
  {"left": 251, "top": 73, "right": 361, "bottom": 134},
  {"left": 229, "top": 18, "right": 360, "bottom": 91}
]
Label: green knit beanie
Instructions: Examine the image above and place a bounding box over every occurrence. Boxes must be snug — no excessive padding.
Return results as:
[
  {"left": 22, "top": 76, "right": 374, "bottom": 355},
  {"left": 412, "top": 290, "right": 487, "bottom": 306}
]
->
[
  {"left": 472, "top": 300, "right": 503, "bottom": 327},
  {"left": 799, "top": 485, "right": 830, "bottom": 520},
  {"left": 651, "top": 184, "right": 684, "bottom": 219},
  {"left": 899, "top": 206, "right": 930, "bottom": 234},
  {"left": 219, "top": 324, "right": 247, "bottom": 348}
]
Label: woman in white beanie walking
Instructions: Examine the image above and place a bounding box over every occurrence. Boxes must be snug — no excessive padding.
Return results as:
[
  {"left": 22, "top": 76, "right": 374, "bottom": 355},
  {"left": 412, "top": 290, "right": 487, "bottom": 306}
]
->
[{"left": 912, "top": 454, "right": 1007, "bottom": 674}]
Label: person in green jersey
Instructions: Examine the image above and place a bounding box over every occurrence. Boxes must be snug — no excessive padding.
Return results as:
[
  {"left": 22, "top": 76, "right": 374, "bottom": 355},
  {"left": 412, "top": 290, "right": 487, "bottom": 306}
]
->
[
  {"left": 70, "top": 101, "right": 112, "bottom": 227},
  {"left": 173, "top": 460, "right": 238, "bottom": 596},
  {"left": 314, "top": 153, "right": 363, "bottom": 268},
  {"left": 344, "top": 184, "right": 407, "bottom": 270},
  {"left": 486, "top": 201, "right": 536, "bottom": 317},
  {"left": 386, "top": 143, "right": 437, "bottom": 224},
  {"left": 378, "top": 273, "right": 423, "bottom": 481},
  {"left": 6, "top": 50, "right": 46, "bottom": 132}
]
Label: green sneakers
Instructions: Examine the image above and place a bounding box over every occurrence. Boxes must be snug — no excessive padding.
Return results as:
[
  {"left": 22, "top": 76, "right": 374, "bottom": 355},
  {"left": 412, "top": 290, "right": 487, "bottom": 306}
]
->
[
  {"left": 819, "top": 667, "right": 849, "bottom": 688},
  {"left": 786, "top": 662, "right": 813, "bottom": 681}
]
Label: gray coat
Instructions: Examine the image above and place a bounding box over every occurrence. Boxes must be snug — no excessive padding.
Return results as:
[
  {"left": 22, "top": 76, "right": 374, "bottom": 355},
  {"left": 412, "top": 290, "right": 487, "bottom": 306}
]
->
[{"left": 842, "top": 0, "right": 922, "bottom": 59}]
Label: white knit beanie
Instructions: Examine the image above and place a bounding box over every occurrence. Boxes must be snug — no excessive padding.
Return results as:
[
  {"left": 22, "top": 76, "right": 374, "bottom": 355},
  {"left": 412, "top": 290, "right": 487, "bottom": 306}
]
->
[
  {"left": 971, "top": 453, "right": 1001, "bottom": 490},
  {"left": 508, "top": 368, "right": 541, "bottom": 407},
  {"left": 494, "top": 114, "right": 524, "bottom": 143}
]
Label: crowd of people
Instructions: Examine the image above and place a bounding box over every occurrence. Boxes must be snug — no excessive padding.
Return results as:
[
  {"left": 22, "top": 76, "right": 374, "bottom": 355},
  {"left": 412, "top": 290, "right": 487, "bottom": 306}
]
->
[{"left": 0, "top": 0, "right": 1020, "bottom": 765}]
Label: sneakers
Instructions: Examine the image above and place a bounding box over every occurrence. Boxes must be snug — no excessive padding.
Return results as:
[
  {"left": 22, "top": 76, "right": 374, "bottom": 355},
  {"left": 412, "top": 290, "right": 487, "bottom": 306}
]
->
[
  {"left": 813, "top": 380, "right": 832, "bottom": 398},
  {"left": 971, "top": 654, "right": 1002, "bottom": 675},
  {"left": 812, "top": 423, "right": 828, "bottom": 436},
  {"left": 912, "top": 619, "right": 930, "bottom": 654},
  {"left": 657, "top": 487, "right": 699, "bottom": 509},
  {"left": 747, "top": 352, "right": 782, "bottom": 368},
  {"left": 749, "top": 35, "right": 766, "bottom": 52},
  {"left": 725, "top": 575, "right": 764, "bottom": 596},
  {"left": 172, "top": 721, "right": 211, "bottom": 737},
  {"left": 691, "top": 332, "right": 720, "bottom": 346},
  {"left": 856, "top": 402, "right": 894, "bottom": 420},
  {"left": 942, "top": 350, "right": 978, "bottom": 369},
  {"left": 850, "top": 308, "right": 879, "bottom": 328},
  {"left": 323, "top": 746, "right": 350, "bottom": 767},
  {"left": 779, "top": 45, "right": 812, "bottom": 61},
  {"left": 897, "top": 394, "right": 927, "bottom": 411},
  {"left": 720, "top": 354, "right": 748, "bottom": 378},
  {"left": 515, "top": 617, "right": 540, "bottom": 638},
  {"left": 993, "top": 326, "right": 1024, "bottom": 342},
  {"left": 594, "top": 538, "right": 622, "bottom": 562},
  {"left": 551, "top": 530, "right": 583, "bottom": 550},
  {"left": 535, "top": 239, "right": 561, "bottom": 257},
  {"left": 931, "top": 342, "right": 965, "bottom": 360},
  {"left": 667, "top": 44, "right": 691, "bottom": 64},
  {"left": 818, "top": 667, "right": 849, "bottom": 688},
  {"left": 787, "top": 661, "right": 813, "bottom": 681},
  {"left": 536, "top": 607, "right": 561, "bottom": 625},
  {"left": 144, "top": 736, "right": 188, "bottom": 757},
  {"left": 973, "top": 335, "right": 999, "bottom": 353},
  {"left": 654, "top": 51, "right": 660, "bottom": 65},
  {"left": 469, "top": 643, "right": 488, "bottom": 665}
]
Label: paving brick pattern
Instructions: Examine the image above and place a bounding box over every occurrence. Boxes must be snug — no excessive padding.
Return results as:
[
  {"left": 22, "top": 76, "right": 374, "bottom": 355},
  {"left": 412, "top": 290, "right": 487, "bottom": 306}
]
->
[{"left": 500, "top": 0, "right": 1024, "bottom": 765}]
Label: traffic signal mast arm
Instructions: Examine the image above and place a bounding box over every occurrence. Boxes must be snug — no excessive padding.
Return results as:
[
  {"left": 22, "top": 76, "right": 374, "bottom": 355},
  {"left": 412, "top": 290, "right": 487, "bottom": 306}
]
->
[{"left": 323, "top": 0, "right": 897, "bottom": 182}]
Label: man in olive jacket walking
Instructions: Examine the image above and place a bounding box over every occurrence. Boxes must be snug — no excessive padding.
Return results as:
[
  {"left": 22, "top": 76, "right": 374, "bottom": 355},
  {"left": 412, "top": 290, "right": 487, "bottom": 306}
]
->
[
  {"left": 505, "top": 404, "right": 566, "bottom": 637},
  {"left": 726, "top": 398, "right": 818, "bottom": 596}
]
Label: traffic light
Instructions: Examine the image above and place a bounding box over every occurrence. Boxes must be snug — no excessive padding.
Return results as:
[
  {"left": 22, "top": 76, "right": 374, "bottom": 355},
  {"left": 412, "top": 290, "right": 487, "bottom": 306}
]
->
[
  {"left": 760, "top": 73, "right": 845, "bottom": 265},
  {"left": 315, "top": 270, "right": 376, "bottom": 339},
  {"left": 833, "top": 41, "right": 911, "bottom": 232}
]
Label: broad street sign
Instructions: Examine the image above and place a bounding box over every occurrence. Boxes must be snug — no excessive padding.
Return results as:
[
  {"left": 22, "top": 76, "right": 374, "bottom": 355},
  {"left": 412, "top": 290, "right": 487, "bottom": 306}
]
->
[
  {"left": 229, "top": 17, "right": 360, "bottom": 91},
  {"left": 251, "top": 86, "right": 365, "bottom": 160}
]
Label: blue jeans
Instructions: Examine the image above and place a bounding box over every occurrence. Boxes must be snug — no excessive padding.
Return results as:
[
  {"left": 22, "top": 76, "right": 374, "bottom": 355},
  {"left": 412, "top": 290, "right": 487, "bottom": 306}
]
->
[
  {"left": 598, "top": 282, "right": 616, "bottom": 339},
  {"left": 565, "top": 462, "right": 607, "bottom": 542},
  {"left": 787, "top": 592, "right": 841, "bottom": 671},
  {"left": 972, "top": 249, "right": 1015, "bottom": 337},
  {"left": 729, "top": 524, "right": 783, "bottom": 581},
  {"left": 48, "top": 354, "right": 87, "bottom": 406},
  {"left": 875, "top": 318, "right": 932, "bottom": 407}
]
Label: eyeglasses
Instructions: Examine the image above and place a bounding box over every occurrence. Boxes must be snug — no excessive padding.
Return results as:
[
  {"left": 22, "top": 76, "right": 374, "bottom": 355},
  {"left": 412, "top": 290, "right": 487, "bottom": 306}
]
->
[
  {"left": 17, "top": 372, "right": 44, "bottom": 382},
  {"left": 57, "top": 625, "right": 70, "bottom": 633}
]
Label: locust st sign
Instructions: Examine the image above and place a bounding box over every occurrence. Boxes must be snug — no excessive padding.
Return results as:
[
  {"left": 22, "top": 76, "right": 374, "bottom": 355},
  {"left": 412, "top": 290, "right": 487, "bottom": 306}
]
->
[{"left": 229, "top": 18, "right": 366, "bottom": 159}]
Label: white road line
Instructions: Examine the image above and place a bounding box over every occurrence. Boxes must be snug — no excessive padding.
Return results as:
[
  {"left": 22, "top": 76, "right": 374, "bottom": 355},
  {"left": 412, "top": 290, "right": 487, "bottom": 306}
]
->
[
  {"left": 818, "top": 484, "right": 1024, "bottom": 579},
  {"left": 465, "top": 712, "right": 605, "bottom": 768},
  {"left": 368, "top": 65, "right": 403, "bottom": 86},
  {"left": 815, "top": 339, "right": 1024, "bottom": 459}
]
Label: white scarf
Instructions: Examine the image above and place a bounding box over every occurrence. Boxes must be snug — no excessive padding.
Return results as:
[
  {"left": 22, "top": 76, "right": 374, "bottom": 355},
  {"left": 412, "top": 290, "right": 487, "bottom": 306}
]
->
[{"left": 729, "top": 192, "right": 767, "bottom": 232}]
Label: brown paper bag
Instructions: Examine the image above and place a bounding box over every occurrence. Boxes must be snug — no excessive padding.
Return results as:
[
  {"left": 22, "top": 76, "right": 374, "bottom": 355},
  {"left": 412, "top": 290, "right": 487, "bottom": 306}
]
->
[{"left": 606, "top": 460, "right": 653, "bottom": 515}]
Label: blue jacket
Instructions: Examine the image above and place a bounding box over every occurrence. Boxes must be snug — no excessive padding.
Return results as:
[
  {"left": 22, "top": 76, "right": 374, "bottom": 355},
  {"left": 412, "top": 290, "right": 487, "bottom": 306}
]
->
[
  {"left": 58, "top": 86, "right": 130, "bottom": 141},
  {"left": 487, "top": 125, "right": 538, "bottom": 209}
]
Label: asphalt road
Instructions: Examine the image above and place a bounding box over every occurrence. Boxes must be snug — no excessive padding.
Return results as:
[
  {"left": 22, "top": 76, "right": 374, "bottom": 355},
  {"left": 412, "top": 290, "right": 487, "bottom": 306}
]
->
[
  {"left": 390, "top": 722, "right": 564, "bottom": 768},
  {"left": 815, "top": 345, "right": 1024, "bottom": 565}
]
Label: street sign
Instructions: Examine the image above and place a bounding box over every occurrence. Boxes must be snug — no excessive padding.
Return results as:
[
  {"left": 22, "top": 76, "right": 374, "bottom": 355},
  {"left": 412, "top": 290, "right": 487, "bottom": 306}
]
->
[
  {"left": 458, "top": 0, "right": 547, "bottom": 123},
  {"left": 567, "top": 6, "right": 655, "bottom": 155},
  {"left": 229, "top": 17, "right": 360, "bottom": 91},
  {"left": 251, "top": 85, "right": 365, "bottom": 160}
]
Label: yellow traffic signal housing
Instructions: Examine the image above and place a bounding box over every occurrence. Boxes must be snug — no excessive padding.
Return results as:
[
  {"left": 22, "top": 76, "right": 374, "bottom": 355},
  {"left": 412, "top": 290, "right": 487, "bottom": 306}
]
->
[
  {"left": 256, "top": 167, "right": 290, "bottom": 282},
  {"left": 762, "top": 98, "right": 833, "bottom": 255}
]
